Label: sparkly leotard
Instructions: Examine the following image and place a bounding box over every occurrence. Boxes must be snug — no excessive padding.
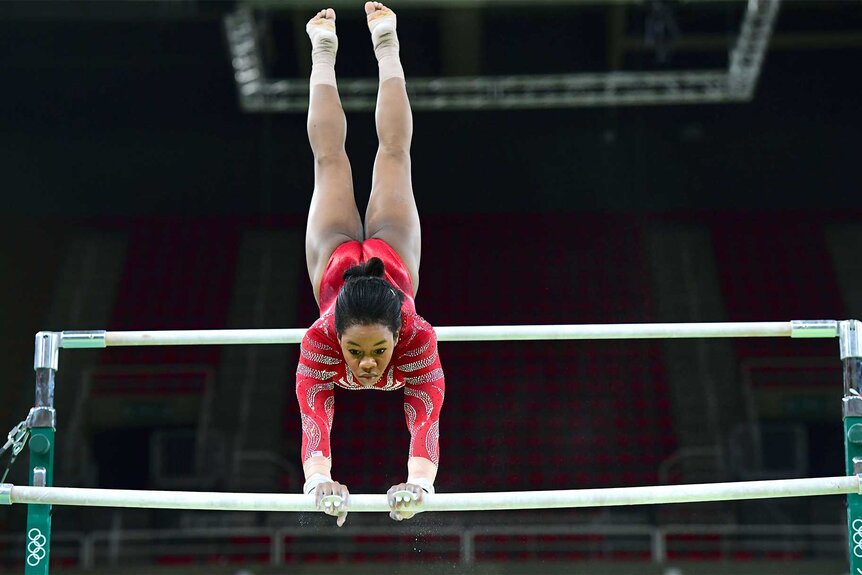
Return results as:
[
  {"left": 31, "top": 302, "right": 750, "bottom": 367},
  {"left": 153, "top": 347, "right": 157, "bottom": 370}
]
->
[{"left": 296, "top": 239, "right": 445, "bottom": 466}]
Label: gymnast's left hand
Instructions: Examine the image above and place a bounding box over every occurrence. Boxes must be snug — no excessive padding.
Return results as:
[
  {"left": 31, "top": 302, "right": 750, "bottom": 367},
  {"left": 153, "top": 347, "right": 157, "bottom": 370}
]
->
[{"left": 387, "top": 482, "right": 425, "bottom": 521}]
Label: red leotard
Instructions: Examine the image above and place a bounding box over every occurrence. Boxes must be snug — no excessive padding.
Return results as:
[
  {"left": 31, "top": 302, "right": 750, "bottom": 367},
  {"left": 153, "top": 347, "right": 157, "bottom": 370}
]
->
[{"left": 296, "top": 238, "right": 445, "bottom": 467}]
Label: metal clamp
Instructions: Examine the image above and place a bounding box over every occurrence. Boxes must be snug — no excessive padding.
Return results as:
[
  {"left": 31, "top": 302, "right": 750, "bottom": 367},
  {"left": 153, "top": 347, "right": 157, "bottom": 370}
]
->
[
  {"left": 33, "top": 332, "right": 60, "bottom": 371},
  {"left": 32, "top": 468, "right": 46, "bottom": 488},
  {"left": 844, "top": 397, "right": 862, "bottom": 418},
  {"left": 0, "top": 483, "right": 11, "bottom": 505},
  {"left": 841, "top": 320, "right": 862, "bottom": 360},
  {"left": 61, "top": 330, "right": 107, "bottom": 349},
  {"left": 26, "top": 408, "right": 56, "bottom": 430},
  {"left": 790, "top": 320, "right": 838, "bottom": 338},
  {"left": 2, "top": 420, "right": 29, "bottom": 458}
]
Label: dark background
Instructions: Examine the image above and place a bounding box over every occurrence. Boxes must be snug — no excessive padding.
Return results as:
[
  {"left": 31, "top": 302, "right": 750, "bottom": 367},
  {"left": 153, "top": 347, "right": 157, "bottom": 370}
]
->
[
  {"left": 0, "top": 1, "right": 859, "bottom": 219},
  {"left": 0, "top": 0, "right": 860, "bottom": 540},
  {"left": 2, "top": 0, "right": 860, "bottom": 462}
]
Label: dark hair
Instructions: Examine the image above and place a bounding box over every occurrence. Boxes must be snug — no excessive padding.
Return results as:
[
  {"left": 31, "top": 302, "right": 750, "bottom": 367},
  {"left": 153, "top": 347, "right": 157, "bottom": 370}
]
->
[{"left": 334, "top": 257, "right": 405, "bottom": 336}]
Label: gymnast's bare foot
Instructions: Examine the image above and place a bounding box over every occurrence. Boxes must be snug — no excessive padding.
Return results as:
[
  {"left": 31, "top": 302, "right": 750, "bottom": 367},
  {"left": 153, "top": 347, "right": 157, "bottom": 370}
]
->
[
  {"left": 365, "top": 2, "right": 397, "bottom": 48},
  {"left": 365, "top": 1, "right": 395, "bottom": 24},
  {"left": 306, "top": 8, "right": 338, "bottom": 87},
  {"left": 306, "top": 8, "right": 337, "bottom": 47}
]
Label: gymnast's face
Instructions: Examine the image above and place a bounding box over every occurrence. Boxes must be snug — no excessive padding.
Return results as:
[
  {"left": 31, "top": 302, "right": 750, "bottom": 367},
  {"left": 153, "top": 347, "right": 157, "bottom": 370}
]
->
[{"left": 338, "top": 323, "right": 399, "bottom": 387}]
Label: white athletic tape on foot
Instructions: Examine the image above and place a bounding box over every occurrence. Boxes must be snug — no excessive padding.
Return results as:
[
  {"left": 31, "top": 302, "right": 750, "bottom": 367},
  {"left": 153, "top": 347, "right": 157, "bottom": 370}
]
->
[
  {"left": 367, "top": 8, "right": 403, "bottom": 82},
  {"left": 307, "top": 18, "right": 338, "bottom": 87}
]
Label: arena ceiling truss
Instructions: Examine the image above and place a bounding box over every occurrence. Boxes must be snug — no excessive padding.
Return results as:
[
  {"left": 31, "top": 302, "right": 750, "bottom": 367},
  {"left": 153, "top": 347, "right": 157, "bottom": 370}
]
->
[{"left": 224, "top": 0, "right": 781, "bottom": 111}]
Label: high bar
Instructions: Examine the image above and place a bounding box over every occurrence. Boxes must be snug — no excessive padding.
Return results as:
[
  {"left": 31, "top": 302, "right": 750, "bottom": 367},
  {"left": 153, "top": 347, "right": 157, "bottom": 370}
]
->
[
  {"left": 2, "top": 475, "right": 857, "bottom": 512},
  {"left": 57, "top": 320, "right": 838, "bottom": 348}
]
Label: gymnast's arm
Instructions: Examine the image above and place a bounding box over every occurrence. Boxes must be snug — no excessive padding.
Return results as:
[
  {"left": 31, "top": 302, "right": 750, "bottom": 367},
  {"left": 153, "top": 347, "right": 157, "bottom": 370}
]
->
[
  {"left": 389, "top": 323, "right": 445, "bottom": 520},
  {"left": 296, "top": 335, "right": 350, "bottom": 526},
  {"left": 403, "top": 367, "right": 444, "bottom": 488}
]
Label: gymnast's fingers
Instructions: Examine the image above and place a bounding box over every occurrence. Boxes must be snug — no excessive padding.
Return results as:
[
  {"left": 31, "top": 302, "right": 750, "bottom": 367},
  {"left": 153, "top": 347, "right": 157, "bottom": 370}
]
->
[
  {"left": 316, "top": 482, "right": 348, "bottom": 515},
  {"left": 336, "top": 509, "right": 349, "bottom": 527}
]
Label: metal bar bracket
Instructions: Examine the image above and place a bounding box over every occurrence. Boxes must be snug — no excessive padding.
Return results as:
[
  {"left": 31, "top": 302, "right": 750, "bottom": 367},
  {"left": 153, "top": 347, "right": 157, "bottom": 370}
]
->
[
  {"left": 843, "top": 397, "right": 862, "bottom": 418},
  {"left": 26, "top": 408, "right": 56, "bottom": 430},
  {"left": 840, "top": 320, "right": 862, "bottom": 360},
  {"left": 33, "top": 332, "right": 60, "bottom": 371},
  {"left": 790, "top": 319, "right": 838, "bottom": 338},
  {"left": 61, "top": 331, "right": 107, "bottom": 349}
]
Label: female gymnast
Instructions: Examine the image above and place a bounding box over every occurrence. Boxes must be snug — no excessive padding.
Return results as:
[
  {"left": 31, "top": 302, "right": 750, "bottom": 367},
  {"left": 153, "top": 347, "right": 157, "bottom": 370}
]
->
[{"left": 296, "top": 2, "right": 445, "bottom": 526}]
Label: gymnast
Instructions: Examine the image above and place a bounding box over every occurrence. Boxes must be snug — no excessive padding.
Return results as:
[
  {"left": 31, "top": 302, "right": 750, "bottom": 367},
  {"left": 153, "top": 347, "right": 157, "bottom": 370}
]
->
[{"left": 296, "top": 2, "right": 445, "bottom": 526}]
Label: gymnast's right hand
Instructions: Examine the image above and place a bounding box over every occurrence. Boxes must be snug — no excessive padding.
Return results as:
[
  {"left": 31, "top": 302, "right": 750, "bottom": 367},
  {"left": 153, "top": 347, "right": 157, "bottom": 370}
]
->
[{"left": 311, "top": 480, "right": 350, "bottom": 527}]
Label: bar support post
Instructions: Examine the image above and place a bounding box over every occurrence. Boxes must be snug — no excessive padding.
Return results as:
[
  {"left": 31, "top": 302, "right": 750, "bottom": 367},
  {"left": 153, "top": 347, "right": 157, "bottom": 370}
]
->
[
  {"left": 26, "top": 332, "right": 59, "bottom": 575},
  {"left": 841, "top": 320, "right": 862, "bottom": 573}
]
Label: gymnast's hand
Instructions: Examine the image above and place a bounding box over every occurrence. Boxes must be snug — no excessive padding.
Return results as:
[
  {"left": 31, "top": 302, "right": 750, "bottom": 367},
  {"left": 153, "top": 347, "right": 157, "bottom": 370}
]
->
[
  {"left": 313, "top": 480, "right": 350, "bottom": 527},
  {"left": 387, "top": 482, "right": 425, "bottom": 521}
]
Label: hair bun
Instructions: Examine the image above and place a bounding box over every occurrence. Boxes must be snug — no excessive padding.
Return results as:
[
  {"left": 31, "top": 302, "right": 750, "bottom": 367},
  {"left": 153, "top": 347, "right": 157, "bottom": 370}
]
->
[
  {"left": 363, "top": 257, "right": 385, "bottom": 278},
  {"left": 343, "top": 257, "right": 386, "bottom": 282}
]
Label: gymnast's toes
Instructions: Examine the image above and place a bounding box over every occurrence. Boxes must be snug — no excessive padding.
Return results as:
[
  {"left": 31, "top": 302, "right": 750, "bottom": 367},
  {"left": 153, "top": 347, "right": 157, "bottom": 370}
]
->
[
  {"left": 307, "top": 8, "right": 336, "bottom": 33},
  {"left": 365, "top": 2, "right": 395, "bottom": 22}
]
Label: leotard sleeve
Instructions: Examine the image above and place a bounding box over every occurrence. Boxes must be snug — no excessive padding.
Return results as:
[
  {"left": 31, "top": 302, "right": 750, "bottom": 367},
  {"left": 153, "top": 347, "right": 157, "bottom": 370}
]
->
[
  {"left": 396, "top": 314, "right": 445, "bottom": 466},
  {"left": 296, "top": 324, "right": 341, "bottom": 462}
]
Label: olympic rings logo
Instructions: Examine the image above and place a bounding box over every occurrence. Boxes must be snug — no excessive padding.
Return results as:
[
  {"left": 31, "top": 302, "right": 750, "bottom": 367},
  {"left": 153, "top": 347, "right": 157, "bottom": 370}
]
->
[
  {"left": 27, "top": 528, "right": 46, "bottom": 567},
  {"left": 852, "top": 519, "right": 862, "bottom": 559}
]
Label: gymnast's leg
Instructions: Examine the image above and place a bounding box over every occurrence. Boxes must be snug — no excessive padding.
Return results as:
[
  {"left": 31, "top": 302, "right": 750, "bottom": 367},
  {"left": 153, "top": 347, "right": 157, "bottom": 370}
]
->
[
  {"left": 363, "top": 2, "right": 421, "bottom": 294},
  {"left": 305, "top": 8, "right": 364, "bottom": 304}
]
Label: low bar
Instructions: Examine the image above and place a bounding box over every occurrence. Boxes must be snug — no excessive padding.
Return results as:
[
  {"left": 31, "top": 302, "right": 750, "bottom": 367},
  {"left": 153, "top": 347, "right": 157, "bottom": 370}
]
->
[
  {"left": 84, "top": 321, "right": 818, "bottom": 348},
  {"left": 2, "top": 476, "right": 858, "bottom": 513}
]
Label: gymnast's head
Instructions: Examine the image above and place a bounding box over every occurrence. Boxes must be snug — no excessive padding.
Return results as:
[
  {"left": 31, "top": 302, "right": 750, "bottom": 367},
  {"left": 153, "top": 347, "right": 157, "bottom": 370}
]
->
[{"left": 335, "top": 257, "right": 405, "bottom": 385}]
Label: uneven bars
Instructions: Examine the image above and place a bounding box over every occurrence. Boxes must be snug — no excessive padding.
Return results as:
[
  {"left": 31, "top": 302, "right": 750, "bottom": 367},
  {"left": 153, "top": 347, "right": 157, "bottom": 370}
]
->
[
  {"left": 57, "top": 320, "right": 837, "bottom": 348},
  {"left": 2, "top": 476, "right": 857, "bottom": 512}
]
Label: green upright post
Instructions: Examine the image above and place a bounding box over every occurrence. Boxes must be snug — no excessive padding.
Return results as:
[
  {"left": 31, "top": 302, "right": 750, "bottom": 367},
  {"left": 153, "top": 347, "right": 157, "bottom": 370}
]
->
[
  {"left": 25, "top": 333, "right": 59, "bottom": 575},
  {"left": 24, "top": 427, "right": 54, "bottom": 574},
  {"left": 842, "top": 321, "right": 862, "bottom": 574}
]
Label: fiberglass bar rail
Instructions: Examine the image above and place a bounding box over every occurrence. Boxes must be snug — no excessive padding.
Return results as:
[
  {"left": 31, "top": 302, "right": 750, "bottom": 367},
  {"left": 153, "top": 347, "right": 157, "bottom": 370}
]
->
[
  {"left": 56, "top": 320, "right": 838, "bottom": 348},
  {"left": 1, "top": 476, "right": 859, "bottom": 512}
]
